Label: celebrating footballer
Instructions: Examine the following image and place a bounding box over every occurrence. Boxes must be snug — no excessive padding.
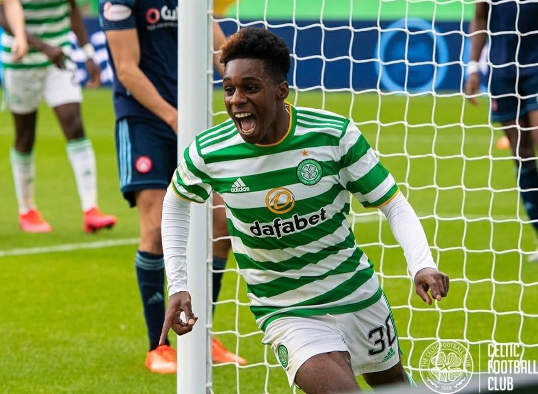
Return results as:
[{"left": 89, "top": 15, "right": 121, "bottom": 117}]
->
[{"left": 160, "top": 28, "right": 449, "bottom": 393}]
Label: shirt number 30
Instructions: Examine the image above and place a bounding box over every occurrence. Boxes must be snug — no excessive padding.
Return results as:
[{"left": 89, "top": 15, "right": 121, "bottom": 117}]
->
[{"left": 368, "top": 315, "right": 396, "bottom": 356}]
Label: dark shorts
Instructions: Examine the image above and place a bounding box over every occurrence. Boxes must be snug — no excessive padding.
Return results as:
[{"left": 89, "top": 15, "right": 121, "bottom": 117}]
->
[
  {"left": 490, "top": 71, "right": 538, "bottom": 123},
  {"left": 115, "top": 116, "right": 177, "bottom": 207}
]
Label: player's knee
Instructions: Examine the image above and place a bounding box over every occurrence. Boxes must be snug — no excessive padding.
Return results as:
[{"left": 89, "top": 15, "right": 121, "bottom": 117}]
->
[
  {"left": 64, "top": 114, "right": 85, "bottom": 140},
  {"left": 213, "top": 214, "right": 229, "bottom": 238},
  {"left": 213, "top": 223, "right": 229, "bottom": 239}
]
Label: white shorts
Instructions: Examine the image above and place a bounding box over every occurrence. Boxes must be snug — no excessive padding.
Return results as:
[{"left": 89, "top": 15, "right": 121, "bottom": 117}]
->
[
  {"left": 2, "top": 61, "right": 82, "bottom": 114},
  {"left": 262, "top": 293, "right": 401, "bottom": 386}
]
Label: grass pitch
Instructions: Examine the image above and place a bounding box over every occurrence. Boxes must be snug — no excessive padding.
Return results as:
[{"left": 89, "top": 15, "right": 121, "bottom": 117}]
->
[{"left": 0, "top": 88, "right": 536, "bottom": 393}]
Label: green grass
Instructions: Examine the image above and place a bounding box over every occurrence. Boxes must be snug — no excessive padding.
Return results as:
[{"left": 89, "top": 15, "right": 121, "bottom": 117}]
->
[{"left": 1, "top": 88, "right": 537, "bottom": 393}]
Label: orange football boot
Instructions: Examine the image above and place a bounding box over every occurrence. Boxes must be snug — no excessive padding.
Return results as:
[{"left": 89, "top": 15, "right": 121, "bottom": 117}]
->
[
  {"left": 145, "top": 345, "right": 177, "bottom": 374},
  {"left": 83, "top": 207, "right": 117, "bottom": 233},
  {"left": 212, "top": 338, "right": 247, "bottom": 365},
  {"left": 19, "top": 209, "right": 52, "bottom": 233}
]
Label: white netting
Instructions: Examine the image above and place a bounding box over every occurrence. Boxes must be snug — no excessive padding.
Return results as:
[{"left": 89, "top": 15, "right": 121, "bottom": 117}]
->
[{"left": 206, "top": 0, "right": 538, "bottom": 392}]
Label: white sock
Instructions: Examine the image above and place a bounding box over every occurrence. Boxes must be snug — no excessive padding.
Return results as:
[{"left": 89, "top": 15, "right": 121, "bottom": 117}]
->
[
  {"left": 66, "top": 138, "right": 97, "bottom": 212},
  {"left": 10, "top": 148, "right": 36, "bottom": 215}
]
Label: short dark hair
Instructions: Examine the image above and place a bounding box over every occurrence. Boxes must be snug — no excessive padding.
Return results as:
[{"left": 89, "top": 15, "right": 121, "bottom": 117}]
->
[{"left": 220, "top": 28, "right": 291, "bottom": 83}]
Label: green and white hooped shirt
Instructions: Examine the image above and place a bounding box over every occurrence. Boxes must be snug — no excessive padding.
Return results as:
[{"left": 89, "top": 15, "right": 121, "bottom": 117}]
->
[
  {"left": 1, "top": 0, "right": 71, "bottom": 69},
  {"left": 172, "top": 104, "right": 399, "bottom": 331}
]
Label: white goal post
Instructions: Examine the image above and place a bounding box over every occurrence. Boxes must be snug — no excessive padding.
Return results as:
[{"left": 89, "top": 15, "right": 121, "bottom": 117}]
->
[
  {"left": 176, "top": 1, "right": 212, "bottom": 392},
  {"left": 177, "top": 1, "right": 538, "bottom": 393}
]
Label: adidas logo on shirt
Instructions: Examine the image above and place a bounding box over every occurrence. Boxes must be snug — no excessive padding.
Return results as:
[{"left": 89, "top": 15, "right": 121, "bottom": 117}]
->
[{"left": 231, "top": 178, "right": 250, "bottom": 193}]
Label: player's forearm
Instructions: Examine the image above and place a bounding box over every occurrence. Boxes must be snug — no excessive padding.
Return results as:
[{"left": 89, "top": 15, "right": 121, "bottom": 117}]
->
[
  {"left": 162, "top": 186, "right": 191, "bottom": 296},
  {"left": 0, "top": 2, "right": 48, "bottom": 52},
  {"left": 213, "top": 21, "right": 226, "bottom": 76},
  {"left": 380, "top": 193, "right": 437, "bottom": 278},
  {"left": 2, "top": 0, "right": 26, "bottom": 41},
  {"left": 68, "top": 0, "right": 90, "bottom": 47},
  {"left": 469, "top": 4, "right": 488, "bottom": 62},
  {"left": 115, "top": 64, "right": 177, "bottom": 127}
]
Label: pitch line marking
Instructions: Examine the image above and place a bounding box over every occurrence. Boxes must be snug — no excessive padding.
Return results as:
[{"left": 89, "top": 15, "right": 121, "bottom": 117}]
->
[
  {"left": 0, "top": 237, "right": 140, "bottom": 258},
  {"left": 0, "top": 212, "right": 523, "bottom": 258}
]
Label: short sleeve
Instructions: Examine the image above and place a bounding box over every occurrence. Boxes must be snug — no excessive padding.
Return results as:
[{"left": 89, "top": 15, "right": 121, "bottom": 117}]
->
[
  {"left": 99, "top": 0, "right": 137, "bottom": 31},
  {"left": 339, "top": 121, "right": 398, "bottom": 208},
  {"left": 171, "top": 143, "right": 214, "bottom": 204}
]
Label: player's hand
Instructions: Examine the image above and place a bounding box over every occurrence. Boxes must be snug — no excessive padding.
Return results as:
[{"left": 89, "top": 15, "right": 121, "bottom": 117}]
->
[
  {"left": 11, "top": 35, "right": 28, "bottom": 61},
  {"left": 85, "top": 59, "right": 101, "bottom": 89},
  {"left": 159, "top": 291, "right": 197, "bottom": 345},
  {"left": 414, "top": 268, "right": 449, "bottom": 305},
  {"left": 165, "top": 108, "right": 178, "bottom": 134},
  {"left": 43, "top": 44, "right": 65, "bottom": 69},
  {"left": 465, "top": 73, "right": 481, "bottom": 106}
]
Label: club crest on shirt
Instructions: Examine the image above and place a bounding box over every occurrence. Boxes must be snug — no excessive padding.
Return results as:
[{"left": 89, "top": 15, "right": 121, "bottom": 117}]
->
[{"left": 297, "top": 159, "right": 322, "bottom": 185}]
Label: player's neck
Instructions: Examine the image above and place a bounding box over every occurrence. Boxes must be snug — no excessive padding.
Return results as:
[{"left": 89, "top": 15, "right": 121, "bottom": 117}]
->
[{"left": 263, "top": 103, "right": 291, "bottom": 146}]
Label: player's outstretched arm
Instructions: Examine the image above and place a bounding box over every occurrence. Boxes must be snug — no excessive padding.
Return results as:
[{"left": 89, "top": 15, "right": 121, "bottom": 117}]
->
[
  {"left": 0, "top": 0, "right": 28, "bottom": 60},
  {"left": 160, "top": 186, "right": 196, "bottom": 343},
  {"left": 379, "top": 193, "right": 449, "bottom": 304}
]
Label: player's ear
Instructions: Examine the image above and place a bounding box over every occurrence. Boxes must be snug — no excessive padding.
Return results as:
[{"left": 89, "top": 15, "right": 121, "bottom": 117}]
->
[{"left": 276, "top": 81, "right": 289, "bottom": 101}]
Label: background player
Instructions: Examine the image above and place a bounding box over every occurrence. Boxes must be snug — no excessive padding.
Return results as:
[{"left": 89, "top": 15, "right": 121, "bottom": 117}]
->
[
  {"left": 0, "top": 0, "right": 28, "bottom": 60},
  {"left": 465, "top": 1, "right": 538, "bottom": 261},
  {"left": 160, "top": 28, "right": 449, "bottom": 392},
  {"left": 99, "top": 0, "right": 244, "bottom": 374},
  {"left": 0, "top": 0, "right": 116, "bottom": 233}
]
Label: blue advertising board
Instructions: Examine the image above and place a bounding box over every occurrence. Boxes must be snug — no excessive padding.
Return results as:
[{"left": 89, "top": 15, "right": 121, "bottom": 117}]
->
[{"left": 1, "top": 17, "right": 480, "bottom": 92}]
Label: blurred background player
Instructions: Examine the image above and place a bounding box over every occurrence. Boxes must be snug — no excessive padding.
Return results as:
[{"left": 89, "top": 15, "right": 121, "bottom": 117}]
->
[
  {"left": 0, "top": 0, "right": 116, "bottom": 233},
  {"left": 465, "top": 0, "right": 538, "bottom": 261},
  {"left": 0, "top": 0, "right": 28, "bottom": 60},
  {"left": 99, "top": 0, "right": 245, "bottom": 374}
]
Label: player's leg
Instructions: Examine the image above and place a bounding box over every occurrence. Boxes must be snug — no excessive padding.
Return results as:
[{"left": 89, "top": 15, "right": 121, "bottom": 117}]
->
[
  {"left": 523, "top": 106, "right": 538, "bottom": 261},
  {"left": 4, "top": 68, "right": 51, "bottom": 232},
  {"left": 263, "top": 315, "right": 357, "bottom": 392},
  {"left": 115, "top": 117, "right": 176, "bottom": 373},
  {"left": 294, "top": 352, "right": 360, "bottom": 393},
  {"left": 522, "top": 72, "right": 538, "bottom": 148},
  {"left": 211, "top": 192, "right": 247, "bottom": 365},
  {"left": 11, "top": 112, "right": 52, "bottom": 232},
  {"left": 492, "top": 73, "right": 538, "bottom": 260},
  {"left": 363, "top": 360, "right": 408, "bottom": 387},
  {"left": 135, "top": 189, "right": 177, "bottom": 373},
  {"left": 502, "top": 117, "right": 537, "bottom": 235},
  {"left": 46, "top": 64, "right": 116, "bottom": 232},
  {"left": 337, "top": 289, "right": 407, "bottom": 388},
  {"left": 212, "top": 192, "right": 230, "bottom": 305}
]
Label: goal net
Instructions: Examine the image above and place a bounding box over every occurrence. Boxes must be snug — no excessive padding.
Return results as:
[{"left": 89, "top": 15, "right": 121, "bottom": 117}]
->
[{"left": 179, "top": 0, "right": 538, "bottom": 392}]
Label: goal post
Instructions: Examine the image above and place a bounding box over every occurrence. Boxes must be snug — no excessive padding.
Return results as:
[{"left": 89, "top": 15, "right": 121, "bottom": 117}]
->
[{"left": 176, "top": 1, "right": 212, "bottom": 393}]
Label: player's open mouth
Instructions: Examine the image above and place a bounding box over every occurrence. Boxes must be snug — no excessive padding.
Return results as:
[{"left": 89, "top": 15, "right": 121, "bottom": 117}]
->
[{"left": 235, "top": 112, "right": 256, "bottom": 135}]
